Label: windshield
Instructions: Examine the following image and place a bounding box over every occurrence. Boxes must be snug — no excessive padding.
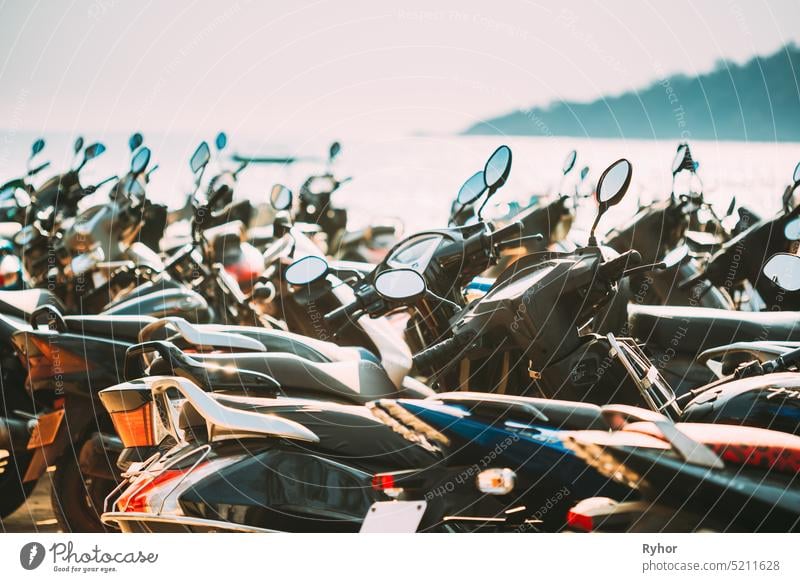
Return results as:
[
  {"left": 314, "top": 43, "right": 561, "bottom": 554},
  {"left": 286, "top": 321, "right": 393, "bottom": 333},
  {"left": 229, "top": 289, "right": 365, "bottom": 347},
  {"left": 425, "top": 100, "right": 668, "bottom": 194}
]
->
[
  {"left": 482, "top": 265, "right": 554, "bottom": 303},
  {"left": 387, "top": 234, "right": 444, "bottom": 271}
]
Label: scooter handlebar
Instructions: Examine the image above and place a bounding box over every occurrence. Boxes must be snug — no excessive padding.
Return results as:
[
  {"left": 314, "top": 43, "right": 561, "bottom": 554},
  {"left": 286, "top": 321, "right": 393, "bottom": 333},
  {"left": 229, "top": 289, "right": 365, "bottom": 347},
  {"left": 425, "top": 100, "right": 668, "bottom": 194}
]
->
[
  {"left": 323, "top": 299, "right": 362, "bottom": 329},
  {"left": 412, "top": 331, "right": 474, "bottom": 371},
  {"left": 596, "top": 250, "right": 642, "bottom": 282}
]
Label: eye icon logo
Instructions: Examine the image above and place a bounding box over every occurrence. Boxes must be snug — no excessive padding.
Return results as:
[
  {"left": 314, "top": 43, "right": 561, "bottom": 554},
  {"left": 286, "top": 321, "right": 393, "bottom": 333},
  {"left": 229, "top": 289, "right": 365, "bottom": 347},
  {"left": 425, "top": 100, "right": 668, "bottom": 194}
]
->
[{"left": 20, "top": 542, "right": 46, "bottom": 570}]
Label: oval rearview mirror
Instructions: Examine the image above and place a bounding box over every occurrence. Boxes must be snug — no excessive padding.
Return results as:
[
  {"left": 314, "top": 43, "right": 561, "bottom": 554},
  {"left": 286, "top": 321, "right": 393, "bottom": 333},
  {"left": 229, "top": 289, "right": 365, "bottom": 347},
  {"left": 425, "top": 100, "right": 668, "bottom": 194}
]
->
[
  {"left": 190, "top": 142, "right": 211, "bottom": 174},
  {"left": 374, "top": 268, "right": 427, "bottom": 302},
  {"left": 793, "top": 161, "right": 800, "bottom": 185},
  {"left": 215, "top": 132, "right": 228, "bottom": 151},
  {"left": 483, "top": 145, "right": 512, "bottom": 189},
  {"left": 128, "top": 133, "right": 144, "bottom": 152},
  {"left": 596, "top": 159, "right": 632, "bottom": 206},
  {"left": 762, "top": 253, "right": 800, "bottom": 292},
  {"left": 672, "top": 144, "right": 688, "bottom": 174},
  {"left": 329, "top": 141, "right": 341, "bottom": 162},
  {"left": 562, "top": 150, "right": 577, "bottom": 175},
  {"left": 284, "top": 255, "right": 329, "bottom": 286},
  {"left": 457, "top": 171, "right": 487, "bottom": 205},
  {"left": 131, "top": 147, "right": 151, "bottom": 175},
  {"left": 580, "top": 166, "right": 589, "bottom": 181},
  {"left": 784, "top": 216, "right": 800, "bottom": 241},
  {"left": 73, "top": 136, "right": 85, "bottom": 155},
  {"left": 83, "top": 142, "right": 106, "bottom": 164},
  {"left": 270, "top": 184, "right": 293, "bottom": 210},
  {"left": 31, "top": 138, "right": 45, "bottom": 159}
]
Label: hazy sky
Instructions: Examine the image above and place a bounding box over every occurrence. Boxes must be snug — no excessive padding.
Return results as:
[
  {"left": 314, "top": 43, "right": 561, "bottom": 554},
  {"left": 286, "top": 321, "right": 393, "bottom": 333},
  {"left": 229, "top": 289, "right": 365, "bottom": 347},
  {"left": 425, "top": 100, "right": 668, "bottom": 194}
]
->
[{"left": 1, "top": 0, "right": 798, "bottom": 140}]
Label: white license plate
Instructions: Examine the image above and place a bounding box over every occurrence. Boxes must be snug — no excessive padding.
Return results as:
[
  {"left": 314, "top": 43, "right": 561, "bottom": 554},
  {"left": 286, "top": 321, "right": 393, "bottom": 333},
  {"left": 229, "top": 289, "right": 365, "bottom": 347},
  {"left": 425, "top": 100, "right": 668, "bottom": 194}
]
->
[{"left": 359, "top": 501, "right": 427, "bottom": 533}]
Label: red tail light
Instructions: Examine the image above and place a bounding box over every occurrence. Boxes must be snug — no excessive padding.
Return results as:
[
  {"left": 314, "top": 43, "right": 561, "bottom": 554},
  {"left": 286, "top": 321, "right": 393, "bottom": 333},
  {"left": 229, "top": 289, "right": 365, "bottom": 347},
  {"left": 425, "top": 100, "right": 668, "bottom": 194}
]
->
[
  {"left": 21, "top": 335, "right": 91, "bottom": 382},
  {"left": 118, "top": 468, "right": 188, "bottom": 513},
  {"left": 371, "top": 473, "right": 396, "bottom": 491},
  {"left": 566, "top": 508, "right": 594, "bottom": 532},
  {"left": 224, "top": 245, "right": 265, "bottom": 287},
  {"left": 109, "top": 403, "right": 155, "bottom": 448}
]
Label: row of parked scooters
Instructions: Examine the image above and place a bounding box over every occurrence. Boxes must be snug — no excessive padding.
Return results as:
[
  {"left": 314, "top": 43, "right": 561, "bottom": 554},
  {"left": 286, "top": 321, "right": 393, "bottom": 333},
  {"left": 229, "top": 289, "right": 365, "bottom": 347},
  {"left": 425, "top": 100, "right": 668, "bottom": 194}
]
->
[{"left": 0, "top": 134, "right": 799, "bottom": 533}]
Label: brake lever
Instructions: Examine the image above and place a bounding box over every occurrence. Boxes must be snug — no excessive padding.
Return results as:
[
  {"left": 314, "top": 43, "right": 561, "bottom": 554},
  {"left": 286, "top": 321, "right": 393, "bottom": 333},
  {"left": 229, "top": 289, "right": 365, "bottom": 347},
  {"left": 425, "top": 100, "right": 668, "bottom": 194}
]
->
[
  {"left": 495, "top": 233, "right": 544, "bottom": 252},
  {"left": 621, "top": 261, "right": 666, "bottom": 278}
]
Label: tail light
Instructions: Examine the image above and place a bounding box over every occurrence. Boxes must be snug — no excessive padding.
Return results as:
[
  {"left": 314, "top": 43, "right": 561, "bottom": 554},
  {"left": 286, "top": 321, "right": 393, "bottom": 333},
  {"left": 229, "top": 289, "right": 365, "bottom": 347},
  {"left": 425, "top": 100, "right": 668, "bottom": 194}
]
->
[
  {"left": 118, "top": 468, "right": 188, "bottom": 513},
  {"left": 224, "top": 245, "right": 264, "bottom": 287},
  {"left": 565, "top": 497, "right": 642, "bottom": 532},
  {"left": 371, "top": 470, "right": 430, "bottom": 498},
  {"left": 0, "top": 255, "right": 21, "bottom": 288},
  {"left": 109, "top": 402, "right": 155, "bottom": 448},
  {"left": 371, "top": 473, "right": 403, "bottom": 498},
  {"left": 99, "top": 383, "right": 156, "bottom": 448},
  {"left": 20, "top": 334, "right": 91, "bottom": 383},
  {"left": 566, "top": 507, "right": 595, "bottom": 532}
]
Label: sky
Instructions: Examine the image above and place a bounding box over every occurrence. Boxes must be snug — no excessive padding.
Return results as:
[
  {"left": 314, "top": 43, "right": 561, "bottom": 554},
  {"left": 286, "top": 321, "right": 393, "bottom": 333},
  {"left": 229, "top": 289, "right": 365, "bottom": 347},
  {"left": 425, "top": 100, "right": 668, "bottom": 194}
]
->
[{"left": 1, "top": 0, "right": 799, "bottom": 141}]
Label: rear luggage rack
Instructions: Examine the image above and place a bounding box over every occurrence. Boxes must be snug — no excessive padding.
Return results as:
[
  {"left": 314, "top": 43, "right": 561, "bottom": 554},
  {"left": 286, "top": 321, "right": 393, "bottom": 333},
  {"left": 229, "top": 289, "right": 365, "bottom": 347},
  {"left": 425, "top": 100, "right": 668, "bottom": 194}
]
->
[
  {"left": 100, "top": 375, "right": 319, "bottom": 446},
  {"left": 137, "top": 316, "right": 265, "bottom": 364}
]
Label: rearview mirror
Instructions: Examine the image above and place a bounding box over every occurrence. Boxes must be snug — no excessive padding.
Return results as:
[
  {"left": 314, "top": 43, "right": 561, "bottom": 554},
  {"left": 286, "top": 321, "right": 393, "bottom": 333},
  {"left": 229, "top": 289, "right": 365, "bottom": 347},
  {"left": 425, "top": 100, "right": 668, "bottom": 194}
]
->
[
  {"left": 30, "top": 138, "right": 45, "bottom": 159},
  {"left": 128, "top": 133, "right": 143, "bottom": 152},
  {"left": 374, "top": 268, "right": 427, "bottom": 302},
  {"left": 329, "top": 141, "right": 341, "bottom": 162},
  {"left": 580, "top": 166, "right": 589, "bottom": 181},
  {"left": 131, "top": 147, "right": 151, "bottom": 175},
  {"left": 725, "top": 196, "right": 736, "bottom": 217},
  {"left": 672, "top": 144, "right": 689, "bottom": 175},
  {"left": 589, "top": 159, "right": 632, "bottom": 245},
  {"left": 78, "top": 142, "right": 106, "bottom": 170},
  {"left": 762, "top": 253, "right": 800, "bottom": 291},
  {"left": 793, "top": 161, "right": 800, "bottom": 185},
  {"left": 784, "top": 216, "right": 800, "bottom": 241},
  {"left": 190, "top": 142, "right": 211, "bottom": 174},
  {"left": 284, "top": 256, "right": 329, "bottom": 286},
  {"left": 270, "top": 184, "right": 293, "bottom": 210},
  {"left": 483, "top": 145, "right": 512, "bottom": 190},
  {"left": 73, "top": 136, "right": 84, "bottom": 155},
  {"left": 457, "top": 171, "right": 486, "bottom": 205},
  {"left": 215, "top": 132, "right": 228, "bottom": 151},
  {"left": 562, "top": 150, "right": 577, "bottom": 175},
  {"left": 596, "top": 159, "right": 632, "bottom": 206}
]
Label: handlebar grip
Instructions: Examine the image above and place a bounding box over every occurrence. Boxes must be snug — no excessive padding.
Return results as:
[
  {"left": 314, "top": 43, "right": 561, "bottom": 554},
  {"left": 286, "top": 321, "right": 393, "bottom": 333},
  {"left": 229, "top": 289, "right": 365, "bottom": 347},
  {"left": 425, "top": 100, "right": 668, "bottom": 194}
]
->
[
  {"left": 763, "top": 346, "right": 800, "bottom": 374},
  {"left": 413, "top": 331, "right": 473, "bottom": 371},
  {"left": 597, "top": 250, "right": 641, "bottom": 281},
  {"left": 323, "top": 300, "right": 361, "bottom": 329},
  {"left": 488, "top": 221, "right": 524, "bottom": 247}
]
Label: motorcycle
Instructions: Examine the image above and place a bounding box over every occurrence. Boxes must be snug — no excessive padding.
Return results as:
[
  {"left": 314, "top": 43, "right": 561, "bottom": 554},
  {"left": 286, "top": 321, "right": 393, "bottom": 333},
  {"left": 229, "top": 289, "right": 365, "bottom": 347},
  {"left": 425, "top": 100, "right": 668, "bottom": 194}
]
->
[{"left": 563, "top": 405, "right": 800, "bottom": 532}]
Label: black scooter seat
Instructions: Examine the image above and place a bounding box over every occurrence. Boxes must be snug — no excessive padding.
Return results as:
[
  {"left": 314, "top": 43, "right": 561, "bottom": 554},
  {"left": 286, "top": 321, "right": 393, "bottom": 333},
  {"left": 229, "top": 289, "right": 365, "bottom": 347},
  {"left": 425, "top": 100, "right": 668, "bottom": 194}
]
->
[
  {"left": 629, "top": 304, "right": 800, "bottom": 354},
  {"left": 150, "top": 351, "right": 398, "bottom": 405},
  {"left": 64, "top": 315, "right": 157, "bottom": 343},
  {"left": 0, "top": 289, "right": 62, "bottom": 320}
]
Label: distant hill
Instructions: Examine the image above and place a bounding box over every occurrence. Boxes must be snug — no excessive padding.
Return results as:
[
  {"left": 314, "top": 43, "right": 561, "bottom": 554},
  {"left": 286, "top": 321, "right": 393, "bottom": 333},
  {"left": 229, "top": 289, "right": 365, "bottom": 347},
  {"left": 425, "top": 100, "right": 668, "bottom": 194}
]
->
[{"left": 465, "top": 45, "right": 800, "bottom": 141}]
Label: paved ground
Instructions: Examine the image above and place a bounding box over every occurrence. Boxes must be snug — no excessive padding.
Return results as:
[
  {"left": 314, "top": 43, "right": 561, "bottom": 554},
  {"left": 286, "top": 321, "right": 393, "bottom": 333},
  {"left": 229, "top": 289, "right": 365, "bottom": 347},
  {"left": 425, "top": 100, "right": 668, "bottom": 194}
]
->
[{"left": 1, "top": 477, "right": 61, "bottom": 533}]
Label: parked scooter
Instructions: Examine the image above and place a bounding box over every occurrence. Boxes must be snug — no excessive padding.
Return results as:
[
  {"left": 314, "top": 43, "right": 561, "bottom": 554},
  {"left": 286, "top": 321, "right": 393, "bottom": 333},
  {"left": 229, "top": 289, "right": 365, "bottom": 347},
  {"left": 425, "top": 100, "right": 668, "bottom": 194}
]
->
[
  {"left": 563, "top": 406, "right": 800, "bottom": 532},
  {"left": 295, "top": 142, "right": 401, "bottom": 263}
]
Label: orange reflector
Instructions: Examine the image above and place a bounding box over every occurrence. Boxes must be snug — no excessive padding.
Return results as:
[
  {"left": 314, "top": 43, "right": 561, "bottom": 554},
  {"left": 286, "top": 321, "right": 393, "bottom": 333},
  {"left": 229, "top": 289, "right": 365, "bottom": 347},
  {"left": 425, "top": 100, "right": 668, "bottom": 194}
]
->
[{"left": 109, "top": 403, "right": 155, "bottom": 448}]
